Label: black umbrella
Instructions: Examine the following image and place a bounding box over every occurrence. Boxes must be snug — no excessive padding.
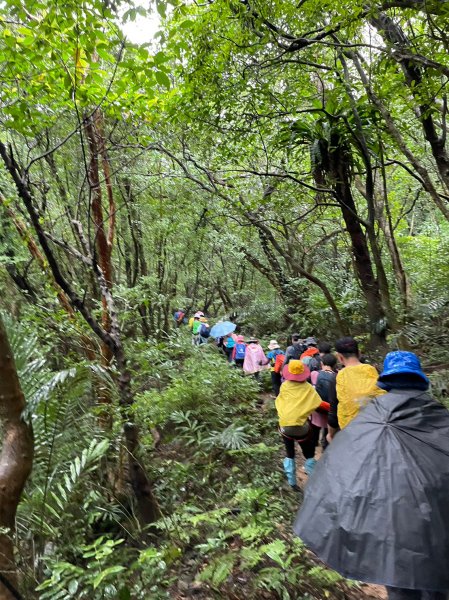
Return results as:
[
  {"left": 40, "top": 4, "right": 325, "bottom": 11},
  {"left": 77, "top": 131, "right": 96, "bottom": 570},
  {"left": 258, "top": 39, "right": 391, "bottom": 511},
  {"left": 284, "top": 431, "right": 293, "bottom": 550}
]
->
[{"left": 294, "top": 391, "right": 449, "bottom": 590}]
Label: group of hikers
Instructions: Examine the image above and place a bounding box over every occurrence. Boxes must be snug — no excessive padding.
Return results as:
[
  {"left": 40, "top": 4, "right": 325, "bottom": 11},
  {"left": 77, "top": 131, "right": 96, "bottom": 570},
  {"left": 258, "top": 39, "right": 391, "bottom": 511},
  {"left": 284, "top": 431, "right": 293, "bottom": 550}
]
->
[{"left": 176, "top": 310, "right": 449, "bottom": 600}]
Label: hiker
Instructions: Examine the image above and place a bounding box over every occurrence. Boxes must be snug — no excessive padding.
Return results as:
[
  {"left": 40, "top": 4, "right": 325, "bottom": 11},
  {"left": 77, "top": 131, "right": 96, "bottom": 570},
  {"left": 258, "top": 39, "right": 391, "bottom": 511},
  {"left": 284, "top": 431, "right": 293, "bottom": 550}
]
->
[
  {"left": 276, "top": 360, "right": 330, "bottom": 486},
  {"left": 173, "top": 309, "right": 186, "bottom": 327},
  {"left": 283, "top": 334, "right": 306, "bottom": 367},
  {"left": 300, "top": 337, "right": 321, "bottom": 372},
  {"left": 243, "top": 339, "right": 269, "bottom": 380},
  {"left": 294, "top": 351, "right": 449, "bottom": 600},
  {"left": 189, "top": 311, "right": 204, "bottom": 330},
  {"left": 191, "top": 315, "right": 203, "bottom": 345},
  {"left": 311, "top": 353, "right": 337, "bottom": 450},
  {"left": 232, "top": 335, "right": 246, "bottom": 368},
  {"left": 267, "top": 340, "right": 284, "bottom": 396},
  {"left": 198, "top": 317, "right": 211, "bottom": 345},
  {"left": 223, "top": 333, "right": 236, "bottom": 362},
  {"left": 318, "top": 341, "right": 332, "bottom": 356},
  {"left": 327, "top": 336, "right": 384, "bottom": 441}
]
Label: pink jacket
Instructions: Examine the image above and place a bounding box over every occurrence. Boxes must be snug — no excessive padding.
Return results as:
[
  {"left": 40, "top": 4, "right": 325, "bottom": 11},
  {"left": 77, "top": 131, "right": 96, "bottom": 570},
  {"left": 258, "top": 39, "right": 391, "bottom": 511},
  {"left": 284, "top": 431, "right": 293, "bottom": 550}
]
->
[{"left": 243, "top": 343, "right": 269, "bottom": 375}]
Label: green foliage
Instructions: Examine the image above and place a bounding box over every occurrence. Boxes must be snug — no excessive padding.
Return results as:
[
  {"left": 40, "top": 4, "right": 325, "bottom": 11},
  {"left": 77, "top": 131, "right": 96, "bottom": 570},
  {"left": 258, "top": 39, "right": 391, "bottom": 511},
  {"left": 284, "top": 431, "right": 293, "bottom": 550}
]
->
[
  {"left": 133, "top": 344, "right": 259, "bottom": 430},
  {"left": 2, "top": 0, "right": 449, "bottom": 597}
]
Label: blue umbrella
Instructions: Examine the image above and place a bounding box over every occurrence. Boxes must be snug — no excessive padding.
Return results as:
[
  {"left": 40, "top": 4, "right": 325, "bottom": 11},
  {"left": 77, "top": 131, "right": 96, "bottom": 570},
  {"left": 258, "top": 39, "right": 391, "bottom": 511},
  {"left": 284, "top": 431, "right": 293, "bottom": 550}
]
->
[{"left": 210, "top": 321, "right": 236, "bottom": 339}]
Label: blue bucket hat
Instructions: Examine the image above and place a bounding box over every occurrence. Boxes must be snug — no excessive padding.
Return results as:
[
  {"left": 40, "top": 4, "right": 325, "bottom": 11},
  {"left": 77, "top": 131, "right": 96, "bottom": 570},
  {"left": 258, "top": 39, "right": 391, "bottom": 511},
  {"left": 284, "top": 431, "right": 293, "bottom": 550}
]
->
[{"left": 379, "top": 351, "right": 429, "bottom": 385}]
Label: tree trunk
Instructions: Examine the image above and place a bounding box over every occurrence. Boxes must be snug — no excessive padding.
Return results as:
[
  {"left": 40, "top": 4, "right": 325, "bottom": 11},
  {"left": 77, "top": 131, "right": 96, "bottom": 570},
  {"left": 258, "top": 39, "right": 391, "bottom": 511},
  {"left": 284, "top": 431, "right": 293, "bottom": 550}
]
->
[
  {"left": 0, "top": 142, "right": 160, "bottom": 527},
  {"left": 0, "top": 315, "right": 34, "bottom": 599},
  {"left": 328, "top": 134, "right": 387, "bottom": 344},
  {"left": 338, "top": 53, "right": 397, "bottom": 329},
  {"left": 84, "top": 112, "right": 116, "bottom": 428},
  {"left": 355, "top": 171, "right": 411, "bottom": 317},
  {"left": 114, "top": 345, "right": 161, "bottom": 525},
  {"left": 84, "top": 111, "right": 114, "bottom": 367}
]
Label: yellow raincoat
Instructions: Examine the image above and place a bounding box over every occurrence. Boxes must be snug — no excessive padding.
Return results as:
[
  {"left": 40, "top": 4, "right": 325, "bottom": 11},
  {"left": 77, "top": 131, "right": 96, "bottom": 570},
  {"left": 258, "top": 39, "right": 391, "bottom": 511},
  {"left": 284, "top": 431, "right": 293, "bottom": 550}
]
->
[
  {"left": 336, "top": 364, "right": 385, "bottom": 429},
  {"left": 275, "top": 381, "right": 322, "bottom": 427}
]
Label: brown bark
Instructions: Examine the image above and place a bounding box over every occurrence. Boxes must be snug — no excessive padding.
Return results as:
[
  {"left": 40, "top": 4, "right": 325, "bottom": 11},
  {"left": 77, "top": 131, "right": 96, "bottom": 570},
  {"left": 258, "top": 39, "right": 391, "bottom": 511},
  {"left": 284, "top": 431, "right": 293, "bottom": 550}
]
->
[
  {"left": 0, "top": 314, "right": 33, "bottom": 599},
  {"left": 84, "top": 111, "right": 116, "bottom": 427},
  {"left": 355, "top": 171, "right": 411, "bottom": 317},
  {"left": 84, "top": 111, "right": 114, "bottom": 366},
  {"left": 338, "top": 53, "right": 397, "bottom": 329},
  {"left": 327, "top": 133, "right": 387, "bottom": 344}
]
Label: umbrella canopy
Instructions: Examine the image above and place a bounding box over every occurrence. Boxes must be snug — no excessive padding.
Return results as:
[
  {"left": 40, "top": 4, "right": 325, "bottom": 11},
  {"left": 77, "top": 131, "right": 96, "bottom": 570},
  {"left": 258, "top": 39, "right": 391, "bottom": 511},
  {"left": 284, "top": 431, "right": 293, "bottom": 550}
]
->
[
  {"left": 294, "top": 390, "right": 449, "bottom": 590},
  {"left": 210, "top": 321, "right": 236, "bottom": 339}
]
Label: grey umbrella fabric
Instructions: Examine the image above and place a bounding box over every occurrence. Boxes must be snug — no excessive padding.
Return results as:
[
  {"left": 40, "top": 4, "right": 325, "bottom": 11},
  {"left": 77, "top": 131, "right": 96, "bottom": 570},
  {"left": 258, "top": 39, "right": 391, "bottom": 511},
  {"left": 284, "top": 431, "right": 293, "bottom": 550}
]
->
[{"left": 294, "top": 390, "right": 449, "bottom": 590}]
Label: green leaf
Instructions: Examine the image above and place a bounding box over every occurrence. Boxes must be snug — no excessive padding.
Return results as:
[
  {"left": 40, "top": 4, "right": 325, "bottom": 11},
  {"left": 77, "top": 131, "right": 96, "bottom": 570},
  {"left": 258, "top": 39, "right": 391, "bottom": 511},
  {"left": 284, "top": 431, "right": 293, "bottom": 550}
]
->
[
  {"left": 155, "top": 70, "right": 171, "bottom": 89},
  {"left": 156, "top": 0, "right": 167, "bottom": 18},
  {"left": 154, "top": 51, "right": 169, "bottom": 65},
  {"left": 92, "top": 565, "right": 125, "bottom": 590}
]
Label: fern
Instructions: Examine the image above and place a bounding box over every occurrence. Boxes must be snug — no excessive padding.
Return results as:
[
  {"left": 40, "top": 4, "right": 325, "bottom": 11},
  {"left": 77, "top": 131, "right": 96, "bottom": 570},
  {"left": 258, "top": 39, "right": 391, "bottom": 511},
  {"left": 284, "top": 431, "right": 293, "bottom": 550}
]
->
[
  {"left": 198, "top": 553, "right": 235, "bottom": 588},
  {"left": 204, "top": 424, "right": 250, "bottom": 450}
]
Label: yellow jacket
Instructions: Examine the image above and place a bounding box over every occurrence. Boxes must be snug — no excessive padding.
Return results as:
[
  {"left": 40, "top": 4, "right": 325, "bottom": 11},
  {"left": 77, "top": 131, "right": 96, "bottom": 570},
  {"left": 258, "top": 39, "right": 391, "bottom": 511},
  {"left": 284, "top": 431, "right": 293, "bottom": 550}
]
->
[
  {"left": 336, "top": 364, "right": 385, "bottom": 429},
  {"left": 275, "top": 381, "right": 322, "bottom": 427}
]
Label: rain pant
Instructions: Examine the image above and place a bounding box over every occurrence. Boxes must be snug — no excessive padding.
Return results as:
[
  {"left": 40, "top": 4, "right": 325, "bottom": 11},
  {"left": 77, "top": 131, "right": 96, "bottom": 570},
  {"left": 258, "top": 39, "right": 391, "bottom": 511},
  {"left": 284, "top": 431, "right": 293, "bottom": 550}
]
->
[{"left": 294, "top": 389, "right": 449, "bottom": 591}]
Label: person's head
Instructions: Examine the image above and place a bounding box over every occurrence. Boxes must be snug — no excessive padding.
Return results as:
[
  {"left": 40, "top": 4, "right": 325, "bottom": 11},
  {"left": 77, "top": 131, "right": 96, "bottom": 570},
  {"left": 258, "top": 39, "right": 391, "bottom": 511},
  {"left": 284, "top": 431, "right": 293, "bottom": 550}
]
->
[
  {"left": 268, "top": 340, "right": 280, "bottom": 350},
  {"left": 282, "top": 359, "right": 310, "bottom": 383},
  {"left": 292, "top": 333, "right": 301, "bottom": 343},
  {"left": 236, "top": 335, "right": 245, "bottom": 343},
  {"left": 378, "top": 351, "right": 429, "bottom": 391},
  {"left": 321, "top": 353, "right": 337, "bottom": 370},
  {"left": 194, "top": 316, "right": 200, "bottom": 321},
  {"left": 335, "top": 336, "right": 360, "bottom": 365},
  {"left": 305, "top": 336, "right": 317, "bottom": 348},
  {"left": 318, "top": 341, "right": 332, "bottom": 355}
]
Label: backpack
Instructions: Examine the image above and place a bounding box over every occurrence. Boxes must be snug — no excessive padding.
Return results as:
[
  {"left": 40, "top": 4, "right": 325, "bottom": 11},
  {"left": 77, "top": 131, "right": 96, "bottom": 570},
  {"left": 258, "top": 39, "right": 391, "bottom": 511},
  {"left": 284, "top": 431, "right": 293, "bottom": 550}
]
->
[
  {"left": 199, "top": 323, "right": 211, "bottom": 338},
  {"left": 315, "top": 371, "right": 336, "bottom": 403},
  {"left": 225, "top": 336, "right": 236, "bottom": 349},
  {"left": 273, "top": 353, "right": 285, "bottom": 374},
  {"left": 302, "top": 354, "right": 321, "bottom": 372},
  {"left": 234, "top": 343, "right": 246, "bottom": 360},
  {"left": 284, "top": 342, "right": 305, "bottom": 366}
]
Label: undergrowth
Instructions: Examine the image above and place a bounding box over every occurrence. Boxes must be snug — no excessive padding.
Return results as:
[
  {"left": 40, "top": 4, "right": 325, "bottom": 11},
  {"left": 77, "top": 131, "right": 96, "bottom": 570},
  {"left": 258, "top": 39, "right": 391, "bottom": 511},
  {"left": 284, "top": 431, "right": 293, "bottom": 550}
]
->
[{"left": 13, "top": 325, "right": 356, "bottom": 599}]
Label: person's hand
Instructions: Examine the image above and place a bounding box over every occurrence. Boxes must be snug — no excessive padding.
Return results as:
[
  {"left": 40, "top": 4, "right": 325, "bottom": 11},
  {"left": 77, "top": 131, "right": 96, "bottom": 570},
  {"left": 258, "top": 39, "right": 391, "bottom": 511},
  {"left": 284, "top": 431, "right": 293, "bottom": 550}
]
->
[{"left": 326, "top": 432, "right": 333, "bottom": 444}]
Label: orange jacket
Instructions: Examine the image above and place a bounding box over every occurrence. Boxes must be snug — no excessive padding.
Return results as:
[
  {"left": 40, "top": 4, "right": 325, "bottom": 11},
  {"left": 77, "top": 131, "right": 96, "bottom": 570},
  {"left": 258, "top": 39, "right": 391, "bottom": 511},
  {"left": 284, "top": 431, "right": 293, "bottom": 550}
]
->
[{"left": 300, "top": 347, "right": 319, "bottom": 360}]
